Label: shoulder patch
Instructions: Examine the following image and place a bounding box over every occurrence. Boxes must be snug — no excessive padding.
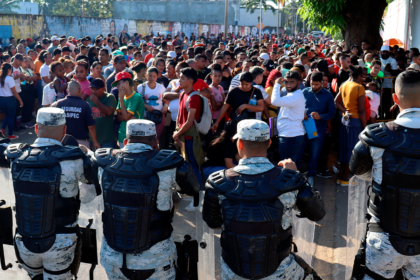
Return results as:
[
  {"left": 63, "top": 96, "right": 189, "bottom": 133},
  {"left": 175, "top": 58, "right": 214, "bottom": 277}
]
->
[
  {"left": 148, "top": 149, "right": 184, "bottom": 171},
  {"left": 360, "top": 122, "right": 399, "bottom": 148},
  {"left": 92, "top": 148, "right": 116, "bottom": 167}
]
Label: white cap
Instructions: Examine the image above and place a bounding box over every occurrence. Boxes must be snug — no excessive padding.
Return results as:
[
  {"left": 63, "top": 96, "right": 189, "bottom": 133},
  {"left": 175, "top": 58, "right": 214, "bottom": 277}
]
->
[
  {"left": 126, "top": 120, "right": 156, "bottom": 137},
  {"left": 51, "top": 36, "right": 60, "bottom": 41},
  {"left": 232, "top": 119, "right": 270, "bottom": 142},
  {"left": 167, "top": 41, "right": 173, "bottom": 46},
  {"left": 36, "top": 108, "right": 66, "bottom": 126},
  {"left": 380, "top": 45, "right": 390, "bottom": 51},
  {"left": 259, "top": 53, "right": 270, "bottom": 60},
  {"left": 167, "top": 51, "right": 176, "bottom": 59}
]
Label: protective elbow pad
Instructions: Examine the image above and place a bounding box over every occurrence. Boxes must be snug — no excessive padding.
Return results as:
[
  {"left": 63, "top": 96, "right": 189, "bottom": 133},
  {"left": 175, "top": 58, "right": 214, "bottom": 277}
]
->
[
  {"left": 350, "top": 141, "right": 373, "bottom": 175},
  {"left": 83, "top": 156, "right": 102, "bottom": 195},
  {"left": 176, "top": 161, "right": 200, "bottom": 197},
  {"left": 296, "top": 185, "right": 326, "bottom": 222},
  {"left": 202, "top": 189, "right": 223, "bottom": 229}
]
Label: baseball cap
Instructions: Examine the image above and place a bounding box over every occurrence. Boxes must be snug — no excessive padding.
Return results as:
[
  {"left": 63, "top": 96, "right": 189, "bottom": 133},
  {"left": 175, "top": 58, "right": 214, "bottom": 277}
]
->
[
  {"left": 127, "top": 120, "right": 156, "bottom": 137},
  {"left": 331, "top": 45, "right": 338, "bottom": 52},
  {"left": 26, "top": 38, "right": 33, "bottom": 42},
  {"left": 232, "top": 119, "right": 270, "bottom": 142},
  {"left": 89, "top": 78, "right": 105, "bottom": 89},
  {"left": 298, "top": 48, "right": 306, "bottom": 55},
  {"left": 51, "top": 36, "right": 59, "bottom": 41},
  {"left": 380, "top": 45, "right": 390, "bottom": 52},
  {"left": 259, "top": 53, "right": 270, "bottom": 60},
  {"left": 262, "top": 59, "right": 275, "bottom": 71},
  {"left": 42, "top": 38, "right": 50, "bottom": 45},
  {"left": 36, "top": 108, "right": 66, "bottom": 126},
  {"left": 284, "top": 44, "right": 291, "bottom": 49},
  {"left": 272, "top": 44, "right": 278, "bottom": 48},
  {"left": 167, "top": 41, "right": 173, "bottom": 46},
  {"left": 111, "top": 71, "right": 132, "bottom": 87},
  {"left": 167, "top": 51, "right": 176, "bottom": 59},
  {"left": 113, "top": 55, "right": 126, "bottom": 64}
]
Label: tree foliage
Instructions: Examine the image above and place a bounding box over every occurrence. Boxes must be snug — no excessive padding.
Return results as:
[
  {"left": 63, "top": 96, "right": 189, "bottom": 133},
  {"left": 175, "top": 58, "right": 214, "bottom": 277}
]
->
[
  {"left": 0, "top": 0, "right": 21, "bottom": 14},
  {"left": 297, "top": 0, "right": 346, "bottom": 35},
  {"left": 37, "top": 0, "right": 113, "bottom": 18},
  {"left": 241, "top": 0, "right": 276, "bottom": 15}
]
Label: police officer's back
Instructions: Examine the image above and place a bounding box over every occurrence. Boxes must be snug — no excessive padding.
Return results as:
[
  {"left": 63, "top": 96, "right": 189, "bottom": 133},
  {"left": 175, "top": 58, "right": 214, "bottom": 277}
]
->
[
  {"left": 202, "top": 119, "right": 325, "bottom": 280},
  {"left": 92, "top": 120, "right": 200, "bottom": 280},
  {"left": 5, "top": 108, "right": 96, "bottom": 280}
]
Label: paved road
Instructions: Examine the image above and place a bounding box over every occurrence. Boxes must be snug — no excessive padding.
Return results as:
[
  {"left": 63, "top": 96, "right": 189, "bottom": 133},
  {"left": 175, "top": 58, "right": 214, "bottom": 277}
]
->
[{"left": 0, "top": 128, "right": 349, "bottom": 280}]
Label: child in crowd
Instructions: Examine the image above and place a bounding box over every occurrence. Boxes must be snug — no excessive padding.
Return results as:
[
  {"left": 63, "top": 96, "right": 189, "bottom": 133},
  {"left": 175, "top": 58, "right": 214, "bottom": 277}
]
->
[
  {"left": 209, "top": 65, "right": 225, "bottom": 131},
  {"left": 74, "top": 60, "right": 91, "bottom": 101},
  {"left": 51, "top": 61, "right": 70, "bottom": 101}
]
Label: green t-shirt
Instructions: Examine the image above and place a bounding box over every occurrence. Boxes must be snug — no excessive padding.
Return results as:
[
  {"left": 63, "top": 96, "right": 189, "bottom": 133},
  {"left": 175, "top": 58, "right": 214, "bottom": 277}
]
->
[
  {"left": 87, "top": 93, "right": 117, "bottom": 144},
  {"left": 116, "top": 91, "right": 145, "bottom": 142}
]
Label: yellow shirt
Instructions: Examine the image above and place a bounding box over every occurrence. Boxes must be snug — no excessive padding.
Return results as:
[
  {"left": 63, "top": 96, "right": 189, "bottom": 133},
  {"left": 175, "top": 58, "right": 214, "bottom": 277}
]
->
[
  {"left": 265, "top": 86, "right": 278, "bottom": 118},
  {"left": 340, "top": 81, "right": 365, "bottom": 119}
]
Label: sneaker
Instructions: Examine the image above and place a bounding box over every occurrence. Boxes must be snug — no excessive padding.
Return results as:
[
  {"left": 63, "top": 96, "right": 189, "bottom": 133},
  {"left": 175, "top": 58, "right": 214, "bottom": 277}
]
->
[
  {"left": 307, "top": 177, "right": 314, "bottom": 186},
  {"left": 341, "top": 180, "right": 349, "bottom": 187},
  {"left": 8, "top": 135, "right": 19, "bottom": 140},
  {"left": 336, "top": 179, "right": 342, "bottom": 185},
  {"left": 333, "top": 165, "right": 340, "bottom": 174},
  {"left": 317, "top": 170, "right": 332, "bottom": 179},
  {"left": 25, "top": 122, "right": 35, "bottom": 129},
  {"left": 0, "top": 128, "right": 4, "bottom": 136}
]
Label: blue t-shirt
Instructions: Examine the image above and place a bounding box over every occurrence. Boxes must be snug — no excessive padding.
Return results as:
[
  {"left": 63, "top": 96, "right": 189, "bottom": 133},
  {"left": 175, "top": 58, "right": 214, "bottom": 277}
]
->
[{"left": 54, "top": 96, "right": 95, "bottom": 140}]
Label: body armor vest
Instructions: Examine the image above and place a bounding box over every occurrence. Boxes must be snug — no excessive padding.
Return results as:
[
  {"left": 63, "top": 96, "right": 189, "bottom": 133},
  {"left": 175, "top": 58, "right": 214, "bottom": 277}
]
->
[
  {"left": 6, "top": 144, "right": 84, "bottom": 245},
  {"left": 362, "top": 122, "right": 420, "bottom": 238},
  {"left": 208, "top": 167, "right": 305, "bottom": 279},
  {"left": 93, "top": 148, "right": 184, "bottom": 254}
]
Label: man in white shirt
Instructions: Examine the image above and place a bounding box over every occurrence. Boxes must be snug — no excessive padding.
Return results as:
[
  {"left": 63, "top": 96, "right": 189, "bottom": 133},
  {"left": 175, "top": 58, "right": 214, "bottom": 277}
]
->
[
  {"left": 271, "top": 70, "right": 306, "bottom": 165},
  {"left": 40, "top": 52, "right": 53, "bottom": 87},
  {"left": 11, "top": 54, "right": 24, "bottom": 94},
  {"left": 380, "top": 45, "right": 400, "bottom": 119}
]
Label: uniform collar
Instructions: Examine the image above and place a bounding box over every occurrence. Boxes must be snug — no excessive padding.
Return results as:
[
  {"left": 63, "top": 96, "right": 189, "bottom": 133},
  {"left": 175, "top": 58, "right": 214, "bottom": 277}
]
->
[
  {"left": 32, "top": 138, "right": 63, "bottom": 147},
  {"left": 232, "top": 157, "right": 274, "bottom": 175},
  {"left": 123, "top": 143, "right": 153, "bottom": 153},
  {"left": 395, "top": 108, "right": 420, "bottom": 129}
]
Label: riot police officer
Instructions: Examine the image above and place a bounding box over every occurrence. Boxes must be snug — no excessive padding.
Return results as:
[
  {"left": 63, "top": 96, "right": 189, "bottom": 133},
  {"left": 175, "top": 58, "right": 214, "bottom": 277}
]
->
[
  {"left": 5, "top": 108, "right": 96, "bottom": 280},
  {"left": 349, "top": 69, "right": 420, "bottom": 279},
  {"left": 202, "top": 119, "right": 325, "bottom": 280},
  {"left": 91, "top": 119, "right": 200, "bottom": 280}
]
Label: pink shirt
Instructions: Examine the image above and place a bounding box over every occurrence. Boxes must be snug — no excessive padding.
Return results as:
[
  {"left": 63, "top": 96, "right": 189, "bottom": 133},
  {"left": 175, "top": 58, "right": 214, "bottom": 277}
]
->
[
  {"left": 76, "top": 79, "right": 91, "bottom": 97},
  {"left": 210, "top": 84, "right": 224, "bottom": 119}
]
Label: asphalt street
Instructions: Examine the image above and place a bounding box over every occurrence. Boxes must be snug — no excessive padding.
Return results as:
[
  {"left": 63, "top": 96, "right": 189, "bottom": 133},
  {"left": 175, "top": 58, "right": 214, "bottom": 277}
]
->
[{"left": 0, "top": 127, "right": 349, "bottom": 280}]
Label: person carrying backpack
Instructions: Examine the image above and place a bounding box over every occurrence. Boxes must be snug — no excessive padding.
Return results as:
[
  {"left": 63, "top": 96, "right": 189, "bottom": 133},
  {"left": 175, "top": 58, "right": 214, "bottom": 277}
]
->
[{"left": 173, "top": 67, "right": 211, "bottom": 188}]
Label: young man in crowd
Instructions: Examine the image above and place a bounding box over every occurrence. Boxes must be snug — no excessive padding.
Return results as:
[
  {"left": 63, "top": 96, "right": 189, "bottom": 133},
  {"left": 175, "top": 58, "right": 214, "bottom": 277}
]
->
[
  {"left": 87, "top": 78, "right": 117, "bottom": 148},
  {"left": 297, "top": 72, "right": 335, "bottom": 185}
]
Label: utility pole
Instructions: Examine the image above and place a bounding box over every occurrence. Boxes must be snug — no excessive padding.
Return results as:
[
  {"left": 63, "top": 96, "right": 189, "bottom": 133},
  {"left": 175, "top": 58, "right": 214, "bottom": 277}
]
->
[
  {"left": 224, "top": 0, "right": 229, "bottom": 42},
  {"left": 259, "top": 0, "right": 262, "bottom": 42},
  {"left": 82, "top": 0, "right": 85, "bottom": 17},
  {"left": 277, "top": 0, "right": 280, "bottom": 39}
]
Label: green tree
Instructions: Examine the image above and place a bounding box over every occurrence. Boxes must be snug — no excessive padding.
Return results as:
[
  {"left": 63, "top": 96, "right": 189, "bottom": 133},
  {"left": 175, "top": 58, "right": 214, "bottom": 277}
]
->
[
  {"left": 298, "top": 0, "right": 388, "bottom": 49},
  {"left": 37, "top": 0, "right": 113, "bottom": 18},
  {"left": 0, "top": 0, "right": 21, "bottom": 14},
  {"left": 241, "top": 0, "right": 276, "bottom": 15}
]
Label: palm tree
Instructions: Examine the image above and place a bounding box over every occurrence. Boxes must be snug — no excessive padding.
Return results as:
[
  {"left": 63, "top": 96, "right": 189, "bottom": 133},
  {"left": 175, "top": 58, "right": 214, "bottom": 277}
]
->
[
  {"left": 241, "top": 0, "right": 277, "bottom": 15},
  {"left": 0, "top": 0, "right": 20, "bottom": 14}
]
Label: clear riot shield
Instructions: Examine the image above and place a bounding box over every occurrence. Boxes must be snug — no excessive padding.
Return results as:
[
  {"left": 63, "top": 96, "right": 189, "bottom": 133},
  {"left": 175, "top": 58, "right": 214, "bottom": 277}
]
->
[
  {"left": 345, "top": 176, "right": 370, "bottom": 280},
  {"left": 292, "top": 210, "right": 316, "bottom": 266},
  {"left": 196, "top": 190, "right": 215, "bottom": 280},
  {"left": 172, "top": 191, "right": 215, "bottom": 280}
]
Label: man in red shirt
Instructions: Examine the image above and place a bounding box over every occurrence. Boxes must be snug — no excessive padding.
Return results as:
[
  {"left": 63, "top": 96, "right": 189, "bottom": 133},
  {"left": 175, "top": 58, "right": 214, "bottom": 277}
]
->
[{"left": 173, "top": 67, "right": 204, "bottom": 186}]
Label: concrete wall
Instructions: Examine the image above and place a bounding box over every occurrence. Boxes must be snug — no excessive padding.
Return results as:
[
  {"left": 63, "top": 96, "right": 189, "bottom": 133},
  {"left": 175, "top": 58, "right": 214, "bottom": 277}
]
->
[
  {"left": 238, "top": 7, "right": 280, "bottom": 27},
  {"left": 0, "top": 13, "right": 283, "bottom": 46},
  {"left": 113, "top": 0, "right": 240, "bottom": 25}
]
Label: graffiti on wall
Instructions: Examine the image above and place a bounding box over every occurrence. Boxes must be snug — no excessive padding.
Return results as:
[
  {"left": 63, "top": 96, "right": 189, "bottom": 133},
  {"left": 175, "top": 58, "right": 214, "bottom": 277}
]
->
[{"left": 0, "top": 14, "right": 284, "bottom": 46}]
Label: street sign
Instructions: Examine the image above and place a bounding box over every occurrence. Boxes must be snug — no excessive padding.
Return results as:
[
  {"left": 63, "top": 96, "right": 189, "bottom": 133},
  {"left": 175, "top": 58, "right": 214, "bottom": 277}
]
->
[{"left": 256, "top": 22, "right": 265, "bottom": 30}]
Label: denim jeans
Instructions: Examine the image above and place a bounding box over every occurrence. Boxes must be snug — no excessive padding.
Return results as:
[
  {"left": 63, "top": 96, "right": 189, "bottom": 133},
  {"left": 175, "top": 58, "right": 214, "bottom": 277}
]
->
[
  {"left": 185, "top": 139, "right": 203, "bottom": 189},
  {"left": 296, "top": 132, "right": 326, "bottom": 177},
  {"left": 0, "top": 96, "right": 17, "bottom": 136},
  {"left": 278, "top": 135, "right": 305, "bottom": 168},
  {"left": 36, "top": 79, "right": 43, "bottom": 108}
]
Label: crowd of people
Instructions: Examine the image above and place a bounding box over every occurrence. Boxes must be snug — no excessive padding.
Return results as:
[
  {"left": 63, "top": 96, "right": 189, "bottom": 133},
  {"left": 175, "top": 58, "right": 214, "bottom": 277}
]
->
[{"left": 0, "top": 31, "right": 419, "bottom": 188}]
